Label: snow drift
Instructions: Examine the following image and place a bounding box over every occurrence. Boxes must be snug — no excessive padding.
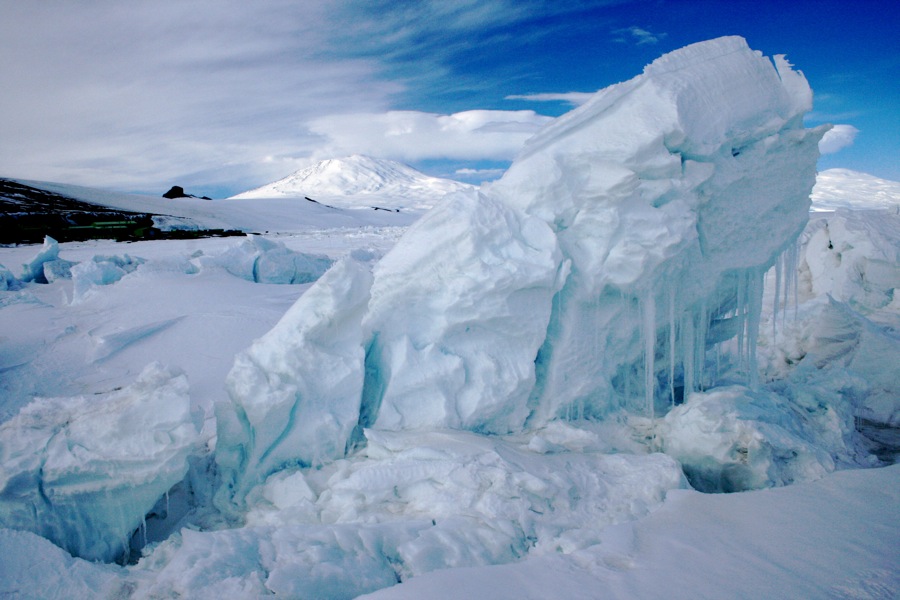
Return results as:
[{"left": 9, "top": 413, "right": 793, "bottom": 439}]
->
[{"left": 216, "top": 36, "right": 828, "bottom": 510}]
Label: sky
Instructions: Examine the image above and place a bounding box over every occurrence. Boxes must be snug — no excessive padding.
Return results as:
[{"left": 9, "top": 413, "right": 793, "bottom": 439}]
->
[{"left": 0, "top": 0, "right": 897, "bottom": 198}]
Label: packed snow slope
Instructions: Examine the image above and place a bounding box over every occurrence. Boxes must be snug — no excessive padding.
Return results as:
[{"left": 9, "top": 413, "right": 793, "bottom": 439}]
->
[
  {"left": 216, "top": 36, "right": 828, "bottom": 509},
  {"left": 230, "top": 155, "right": 474, "bottom": 212}
]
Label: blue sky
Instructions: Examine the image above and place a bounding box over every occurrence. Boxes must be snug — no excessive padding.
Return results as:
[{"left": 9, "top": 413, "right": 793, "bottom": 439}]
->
[{"left": 0, "top": 0, "right": 896, "bottom": 197}]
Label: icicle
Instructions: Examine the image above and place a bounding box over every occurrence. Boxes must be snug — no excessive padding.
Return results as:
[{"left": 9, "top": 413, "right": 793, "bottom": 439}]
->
[
  {"left": 668, "top": 285, "right": 677, "bottom": 407},
  {"left": 642, "top": 290, "right": 656, "bottom": 424},
  {"left": 681, "top": 313, "right": 695, "bottom": 396},
  {"left": 736, "top": 271, "right": 746, "bottom": 372},
  {"left": 746, "top": 267, "right": 764, "bottom": 390},
  {"left": 773, "top": 254, "right": 782, "bottom": 339},
  {"left": 697, "top": 299, "right": 709, "bottom": 390}
]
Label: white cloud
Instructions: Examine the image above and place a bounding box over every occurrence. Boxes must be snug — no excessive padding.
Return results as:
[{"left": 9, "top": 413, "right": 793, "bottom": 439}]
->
[
  {"left": 818, "top": 124, "right": 860, "bottom": 154},
  {"left": 614, "top": 26, "right": 666, "bottom": 45},
  {"left": 455, "top": 167, "right": 507, "bottom": 182},
  {"left": 505, "top": 92, "right": 595, "bottom": 106},
  {"left": 0, "top": 1, "right": 397, "bottom": 193},
  {"left": 308, "top": 110, "right": 552, "bottom": 162}
]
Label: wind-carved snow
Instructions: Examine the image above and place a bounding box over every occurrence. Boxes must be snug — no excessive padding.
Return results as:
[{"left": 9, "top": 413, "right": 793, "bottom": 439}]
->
[
  {"left": 230, "top": 155, "right": 474, "bottom": 212},
  {"left": 217, "top": 36, "right": 828, "bottom": 511}
]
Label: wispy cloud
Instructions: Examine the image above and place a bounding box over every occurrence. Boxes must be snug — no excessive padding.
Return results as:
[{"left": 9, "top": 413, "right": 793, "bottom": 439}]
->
[
  {"left": 0, "top": 1, "right": 407, "bottom": 192},
  {"left": 308, "top": 110, "right": 552, "bottom": 162},
  {"left": 613, "top": 25, "right": 666, "bottom": 45},
  {"left": 455, "top": 167, "right": 508, "bottom": 182},
  {"left": 505, "top": 92, "right": 595, "bottom": 107}
]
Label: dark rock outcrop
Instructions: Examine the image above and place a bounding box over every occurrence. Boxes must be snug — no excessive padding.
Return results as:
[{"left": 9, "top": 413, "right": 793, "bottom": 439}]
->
[{"left": 163, "top": 186, "right": 211, "bottom": 200}]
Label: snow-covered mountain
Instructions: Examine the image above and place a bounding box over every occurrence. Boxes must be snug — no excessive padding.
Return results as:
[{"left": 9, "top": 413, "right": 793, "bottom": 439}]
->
[
  {"left": 812, "top": 168, "right": 900, "bottom": 211},
  {"left": 230, "top": 155, "right": 474, "bottom": 211}
]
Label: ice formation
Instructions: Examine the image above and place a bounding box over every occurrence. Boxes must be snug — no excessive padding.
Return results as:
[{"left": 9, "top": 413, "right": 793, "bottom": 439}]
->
[
  {"left": 0, "top": 363, "right": 200, "bottom": 562},
  {"left": 216, "top": 36, "right": 828, "bottom": 508},
  {"left": 195, "top": 235, "right": 333, "bottom": 284}
]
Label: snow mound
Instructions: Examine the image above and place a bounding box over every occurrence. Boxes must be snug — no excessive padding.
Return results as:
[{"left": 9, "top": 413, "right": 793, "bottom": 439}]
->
[
  {"left": 230, "top": 155, "right": 474, "bottom": 212},
  {"left": 0, "top": 363, "right": 200, "bottom": 562}
]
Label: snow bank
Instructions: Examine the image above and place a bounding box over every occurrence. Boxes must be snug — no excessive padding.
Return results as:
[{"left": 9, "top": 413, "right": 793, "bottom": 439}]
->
[
  {"left": 217, "top": 36, "right": 826, "bottom": 494},
  {"left": 0, "top": 363, "right": 200, "bottom": 562}
]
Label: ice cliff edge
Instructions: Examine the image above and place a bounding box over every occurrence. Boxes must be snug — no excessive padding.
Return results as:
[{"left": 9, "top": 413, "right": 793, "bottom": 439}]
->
[{"left": 215, "top": 36, "right": 828, "bottom": 510}]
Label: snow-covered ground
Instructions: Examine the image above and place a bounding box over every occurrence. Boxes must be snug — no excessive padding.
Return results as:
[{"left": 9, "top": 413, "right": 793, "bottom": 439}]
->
[{"left": 1, "top": 37, "right": 898, "bottom": 599}]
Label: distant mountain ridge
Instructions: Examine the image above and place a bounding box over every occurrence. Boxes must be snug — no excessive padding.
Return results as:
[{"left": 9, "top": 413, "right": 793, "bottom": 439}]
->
[{"left": 230, "top": 155, "right": 474, "bottom": 211}]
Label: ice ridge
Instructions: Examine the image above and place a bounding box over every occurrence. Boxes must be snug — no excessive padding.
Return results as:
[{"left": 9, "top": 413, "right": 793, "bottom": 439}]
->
[{"left": 215, "top": 36, "right": 827, "bottom": 510}]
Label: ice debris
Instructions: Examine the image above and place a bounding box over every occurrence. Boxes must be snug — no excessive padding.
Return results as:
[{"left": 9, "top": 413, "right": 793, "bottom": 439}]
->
[
  {"left": 216, "top": 36, "right": 828, "bottom": 508},
  {"left": 195, "top": 235, "right": 333, "bottom": 284},
  {"left": 0, "top": 363, "right": 200, "bottom": 562}
]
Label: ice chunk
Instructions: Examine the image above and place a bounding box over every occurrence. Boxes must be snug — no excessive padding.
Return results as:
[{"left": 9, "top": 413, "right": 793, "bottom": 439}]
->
[
  {"left": 71, "top": 253, "right": 145, "bottom": 302},
  {"left": 42, "top": 258, "right": 77, "bottom": 282},
  {"left": 660, "top": 386, "right": 835, "bottom": 492},
  {"left": 196, "top": 234, "right": 333, "bottom": 284},
  {"left": 793, "top": 299, "right": 900, "bottom": 427},
  {"left": 362, "top": 190, "right": 565, "bottom": 433},
  {"left": 20, "top": 235, "right": 60, "bottom": 283},
  {"left": 0, "top": 363, "right": 200, "bottom": 562},
  {"left": 215, "top": 258, "right": 373, "bottom": 511},
  {"left": 0, "top": 263, "right": 19, "bottom": 290}
]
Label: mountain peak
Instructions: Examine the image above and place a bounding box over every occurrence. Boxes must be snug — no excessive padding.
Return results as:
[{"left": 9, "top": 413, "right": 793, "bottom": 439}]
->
[{"left": 230, "top": 156, "right": 474, "bottom": 211}]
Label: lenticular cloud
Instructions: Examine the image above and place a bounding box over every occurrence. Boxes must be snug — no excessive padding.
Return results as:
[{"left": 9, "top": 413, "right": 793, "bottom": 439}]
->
[{"left": 215, "top": 36, "right": 828, "bottom": 510}]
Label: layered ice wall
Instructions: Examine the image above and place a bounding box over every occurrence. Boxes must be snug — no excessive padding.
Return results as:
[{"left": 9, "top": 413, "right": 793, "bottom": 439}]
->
[{"left": 217, "top": 37, "right": 826, "bottom": 508}]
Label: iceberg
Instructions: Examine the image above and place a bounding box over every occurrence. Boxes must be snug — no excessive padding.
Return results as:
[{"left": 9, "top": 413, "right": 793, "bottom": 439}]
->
[{"left": 216, "top": 36, "right": 827, "bottom": 509}]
